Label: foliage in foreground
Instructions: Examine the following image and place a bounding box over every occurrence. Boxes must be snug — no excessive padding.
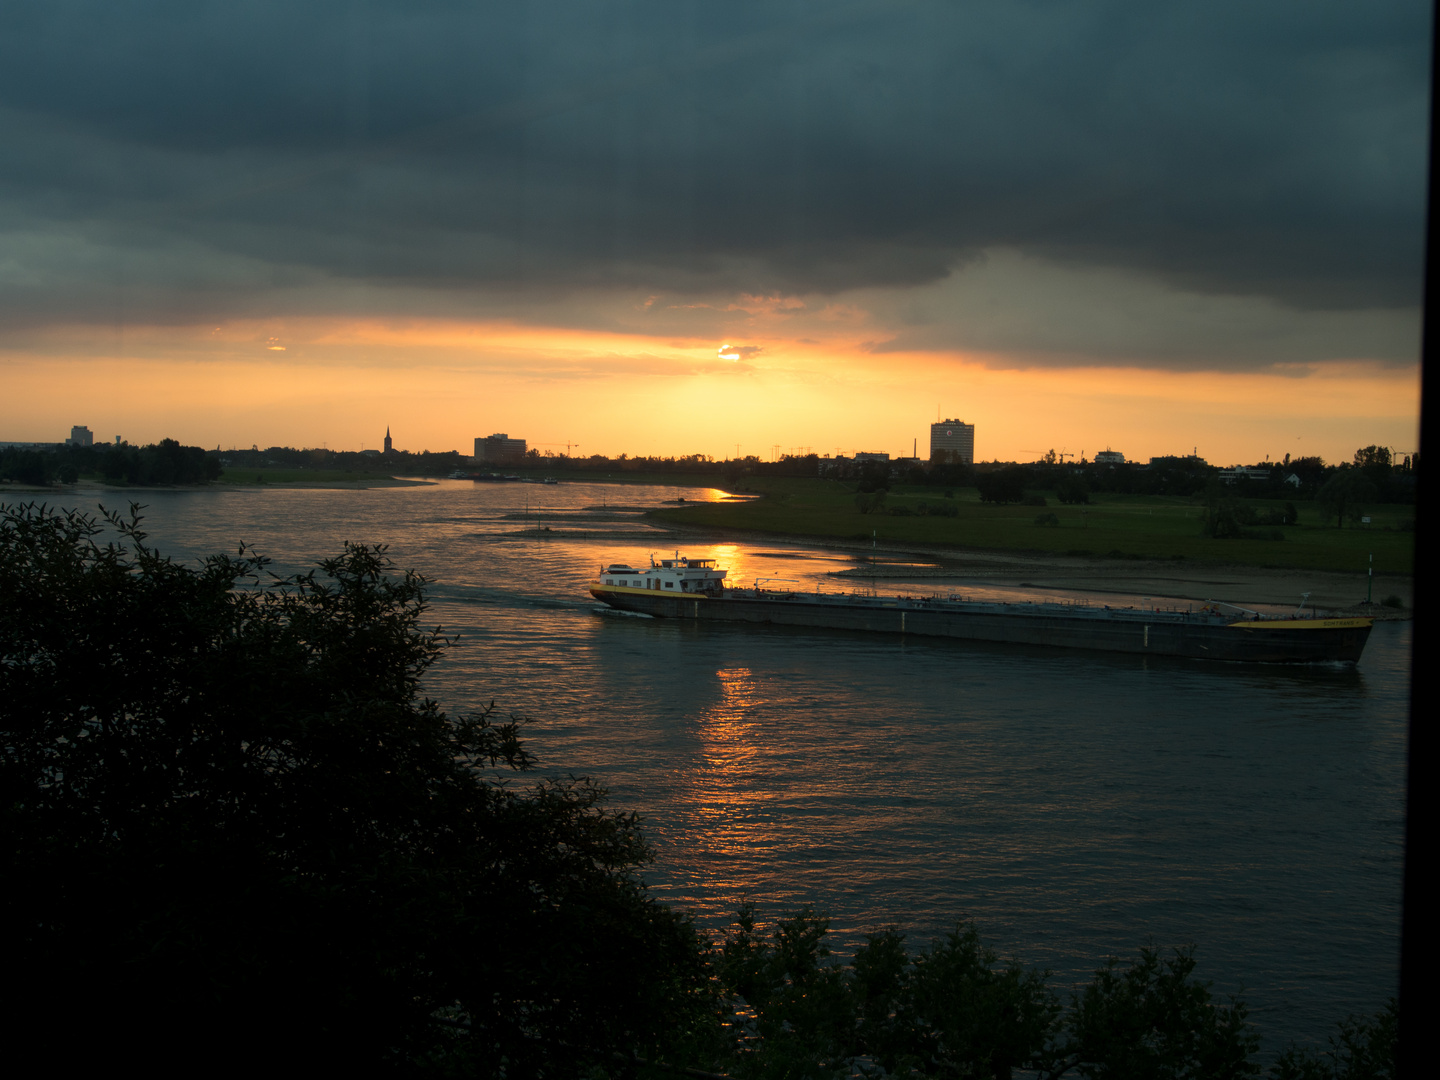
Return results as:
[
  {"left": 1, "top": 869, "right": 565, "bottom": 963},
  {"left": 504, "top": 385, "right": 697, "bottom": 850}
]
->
[
  {"left": 1270, "top": 1001, "right": 1397, "bottom": 1080},
  {"left": 699, "top": 905, "right": 1394, "bottom": 1080},
  {"left": 706, "top": 904, "right": 1255, "bottom": 1080},
  {"left": 0, "top": 502, "right": 1398, "bottom": 1076},
  {"left": 0, "top": 502, "right": 708, "bottom": 1072}
]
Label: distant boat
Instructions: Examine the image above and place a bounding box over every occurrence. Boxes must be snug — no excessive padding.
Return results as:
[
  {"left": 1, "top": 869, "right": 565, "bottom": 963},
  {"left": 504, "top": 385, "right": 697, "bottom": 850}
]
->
[{"left": 589, "top": 555, "right": 1374, "bottom": 664}]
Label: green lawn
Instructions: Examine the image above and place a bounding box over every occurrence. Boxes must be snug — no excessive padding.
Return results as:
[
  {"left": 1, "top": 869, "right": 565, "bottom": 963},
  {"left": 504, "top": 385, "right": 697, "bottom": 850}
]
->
[{"left": 648, "top": 478, "right": 1415, "bottom": 575}]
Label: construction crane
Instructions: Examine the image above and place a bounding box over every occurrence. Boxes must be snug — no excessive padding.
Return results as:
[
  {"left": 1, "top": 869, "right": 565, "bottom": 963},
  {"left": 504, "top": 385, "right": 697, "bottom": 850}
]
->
[{"left": 534, "top": 441, "right": 581, "bottom": 455}]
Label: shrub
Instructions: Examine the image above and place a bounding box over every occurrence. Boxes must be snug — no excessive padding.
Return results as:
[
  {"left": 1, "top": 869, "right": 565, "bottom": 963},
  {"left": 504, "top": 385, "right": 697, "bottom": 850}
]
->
[
  {"left": 1034, "top": 513, "right": 1060, "bottom": 526},
  {"left": 917, "top": 500, "right": 958, "bottom": 518}
]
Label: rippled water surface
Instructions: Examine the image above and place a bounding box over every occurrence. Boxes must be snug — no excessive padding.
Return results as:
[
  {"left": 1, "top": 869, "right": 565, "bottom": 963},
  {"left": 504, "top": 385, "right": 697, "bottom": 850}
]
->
[{"left": 74, "top": 480, "right": 1407, "bottom": 1050}]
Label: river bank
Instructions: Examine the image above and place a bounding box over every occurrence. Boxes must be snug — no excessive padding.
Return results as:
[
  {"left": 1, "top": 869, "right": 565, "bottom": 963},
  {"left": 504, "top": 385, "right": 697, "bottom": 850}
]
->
[
  {"left": 506, "top": 513, "right": 1408, "bottom": 614},
  {"left": 8, "top": 475, "right": 1408, "bottom": 614}
]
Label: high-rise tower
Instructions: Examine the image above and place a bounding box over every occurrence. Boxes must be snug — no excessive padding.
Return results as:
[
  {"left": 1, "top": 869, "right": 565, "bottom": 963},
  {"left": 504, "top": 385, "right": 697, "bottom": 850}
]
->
[{"left": 929, "top": 419, "right": 975, "bottom": 464}]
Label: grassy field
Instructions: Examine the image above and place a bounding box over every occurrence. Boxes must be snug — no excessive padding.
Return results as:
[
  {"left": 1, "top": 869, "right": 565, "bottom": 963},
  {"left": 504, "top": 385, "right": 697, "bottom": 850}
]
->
[{"left": 648, "top": 478, "right": 1415, "bottom": 575}]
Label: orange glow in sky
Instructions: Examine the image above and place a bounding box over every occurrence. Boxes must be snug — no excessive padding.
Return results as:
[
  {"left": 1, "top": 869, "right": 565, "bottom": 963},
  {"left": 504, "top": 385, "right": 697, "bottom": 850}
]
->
[{"left": 0, "top": 308, "right": 1420, "bottom": 467}]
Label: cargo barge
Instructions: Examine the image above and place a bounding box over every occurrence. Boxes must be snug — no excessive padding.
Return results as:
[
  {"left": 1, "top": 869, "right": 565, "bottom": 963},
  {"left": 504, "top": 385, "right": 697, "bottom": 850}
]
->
[{"left": 589, "top": 555, "right": 1373, "bottom": 663}]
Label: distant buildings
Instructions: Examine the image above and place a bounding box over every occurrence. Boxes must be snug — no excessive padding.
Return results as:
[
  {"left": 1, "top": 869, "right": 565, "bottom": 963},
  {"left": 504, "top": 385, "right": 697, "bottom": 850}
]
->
[
  {"left": 1094, "top": 449, "right": 1125, "bottom": 465},
  {"left": 1218, "top": 466, "right": 1273, "bottom": 484},
  {"left": 854, "top": 451, "right": 890, "bottom": 463},
  {"left": 474, "top": 433, "right": 527, "bottom": 463},
  {"left": 384, "top": 427, "right": 393, "bottom": 454},
  {"left": 929, "top": 420, "right": 975, "bottom": 464},
  {"left": 2, "top": 426, "right": 114, "bottom": 450}
]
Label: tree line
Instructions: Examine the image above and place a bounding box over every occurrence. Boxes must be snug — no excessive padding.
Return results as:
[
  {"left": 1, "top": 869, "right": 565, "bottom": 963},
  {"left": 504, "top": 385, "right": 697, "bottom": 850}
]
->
[
  {"left": 221, "top": 444, "right": 470, "bottom": 474},
  {"left": 809, "top": 446, "right": 1414, "bottom": 532},
  {"left": 0, "top": 502, "right": 1397, "bottom": 1075},
  {"left": 0, "top": 438, "right": 220, "bottom": 486}
]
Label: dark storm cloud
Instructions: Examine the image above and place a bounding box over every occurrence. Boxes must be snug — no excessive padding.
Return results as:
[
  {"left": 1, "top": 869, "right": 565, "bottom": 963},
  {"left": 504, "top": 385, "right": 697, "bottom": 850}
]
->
[{"left": 0, "top": 1, "right": 1429, "bottom": 334}]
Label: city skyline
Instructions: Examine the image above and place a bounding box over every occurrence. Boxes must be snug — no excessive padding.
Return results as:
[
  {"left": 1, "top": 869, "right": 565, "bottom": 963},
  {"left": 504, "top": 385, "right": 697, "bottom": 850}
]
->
[{"left": 14, "top": 412, "right": 1412, "bottom": 470}]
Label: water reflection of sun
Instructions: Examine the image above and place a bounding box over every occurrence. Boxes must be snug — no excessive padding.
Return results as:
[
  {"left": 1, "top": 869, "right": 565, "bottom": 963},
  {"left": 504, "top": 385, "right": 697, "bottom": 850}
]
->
[
  {"left": 699, "top": 667, "right": 761, "bottom": 773},
  {"left": 692, "top": 666, "right": 768, "bottom": 849}
]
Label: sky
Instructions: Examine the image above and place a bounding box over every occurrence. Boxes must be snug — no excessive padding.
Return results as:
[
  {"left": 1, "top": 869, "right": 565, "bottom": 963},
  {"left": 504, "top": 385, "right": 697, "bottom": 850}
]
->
[{"left": 0, "top": 1, "right": 1428, "bottom": 465}]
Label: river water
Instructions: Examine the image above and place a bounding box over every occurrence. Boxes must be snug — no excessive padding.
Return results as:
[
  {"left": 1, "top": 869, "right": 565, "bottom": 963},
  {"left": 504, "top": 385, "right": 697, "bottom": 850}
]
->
[{"left": 57, "top": 479, "right": 1407, "bottom": 1051}]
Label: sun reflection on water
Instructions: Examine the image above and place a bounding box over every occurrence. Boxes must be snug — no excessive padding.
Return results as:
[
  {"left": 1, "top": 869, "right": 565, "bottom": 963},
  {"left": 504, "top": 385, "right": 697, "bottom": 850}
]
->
[{"left": 698, "top": 667, "right": 761, "bottom": 775}]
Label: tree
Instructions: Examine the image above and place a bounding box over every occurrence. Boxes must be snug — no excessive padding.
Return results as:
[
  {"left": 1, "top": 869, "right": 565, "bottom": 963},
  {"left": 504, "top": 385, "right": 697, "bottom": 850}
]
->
[
  {"left": 1352, "top": 446, "right": 1391, "bottom": 471},
  {"left": 857, "top": 458, "right": 891, "bottom": 493},
  {"left": 1056, "top": 474, "right": 1091, "bottom": 504},
  {"left": 1057, "top": 947, "right": 1259, "bottom": 1079},
  {"left": 1270, "top": 1000, "right": 1396, "bottom": 1080},
  {"left": 0, "top": 448, "right": 52, "bottom": 485},
  {"left": 99, "top": 437, "right": 220, "bottom": 485},
  {"left": 1, "top": 502, "right": 709, "bottom": 1072},
  {"left": 907, "top": 924, "right": 1062, "bottom": 1079},
  {"left": 1200, "top": 482, "right": 1245, "bottom": 538},
  {"left": 977, "top": 466, "right": 1031, "bottom": 504},
  {"left": 1316, "top": 471, "right": 1377, "bottom": 528}
]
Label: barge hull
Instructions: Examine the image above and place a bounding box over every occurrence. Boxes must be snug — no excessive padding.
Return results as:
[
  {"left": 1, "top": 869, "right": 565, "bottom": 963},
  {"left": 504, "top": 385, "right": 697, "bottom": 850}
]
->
[{"left": 590, "top": 589, "right": 1371, "bottom": 663}]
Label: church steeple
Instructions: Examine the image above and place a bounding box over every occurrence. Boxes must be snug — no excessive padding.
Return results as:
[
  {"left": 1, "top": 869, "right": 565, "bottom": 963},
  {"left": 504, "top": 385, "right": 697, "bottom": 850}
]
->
[{"left": 383, "top": 427, "right": 392, "bottom": 454}]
